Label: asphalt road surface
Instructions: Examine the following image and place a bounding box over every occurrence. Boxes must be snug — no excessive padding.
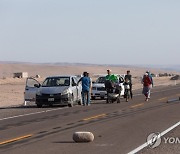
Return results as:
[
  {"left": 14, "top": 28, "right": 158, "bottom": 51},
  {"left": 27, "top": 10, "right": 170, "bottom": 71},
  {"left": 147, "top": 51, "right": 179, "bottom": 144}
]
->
[{"left": 0, "top": 85, "right": 180, "bottom": 154}]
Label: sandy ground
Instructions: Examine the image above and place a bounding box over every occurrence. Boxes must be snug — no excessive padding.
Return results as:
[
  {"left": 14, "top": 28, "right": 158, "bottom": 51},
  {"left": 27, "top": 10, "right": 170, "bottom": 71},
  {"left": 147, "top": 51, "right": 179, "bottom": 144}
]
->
[
  {"left": 0, "top": 63, "right": 179, "bottom": 108},
  {"left": 0, "top": 76, "right": 179, "bottom": 108}
]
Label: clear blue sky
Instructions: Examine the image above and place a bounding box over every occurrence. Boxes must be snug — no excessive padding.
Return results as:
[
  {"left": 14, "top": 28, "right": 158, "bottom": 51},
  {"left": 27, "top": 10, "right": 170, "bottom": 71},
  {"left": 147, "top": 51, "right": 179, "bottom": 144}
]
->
[{"left": 0, "top": 0, "right": 180, "bottom": 65}]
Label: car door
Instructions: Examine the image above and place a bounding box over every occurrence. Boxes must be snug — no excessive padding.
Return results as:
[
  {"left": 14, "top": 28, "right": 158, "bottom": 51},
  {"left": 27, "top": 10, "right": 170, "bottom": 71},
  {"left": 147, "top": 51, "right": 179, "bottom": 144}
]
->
[
  {"left": 73, "top": 77, "right": 82, "bottom": 100},
  {"left": 24, "top": 77, "right": 40, "bottom": 102},
  {"left": 119, "top": 76, "right": 125, "bottom": 96},
  {"left": 71, "top": 77, "right": 78, "bottom": 101}
]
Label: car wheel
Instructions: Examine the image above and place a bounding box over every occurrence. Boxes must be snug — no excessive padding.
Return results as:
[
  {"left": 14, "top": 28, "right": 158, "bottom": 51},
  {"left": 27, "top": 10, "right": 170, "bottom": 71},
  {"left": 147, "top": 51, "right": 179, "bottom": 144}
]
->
[
  {"left": 78, "top": 99, "right": 82, "bottom": 105},
  {"left": 49, "top": 104, "right": 53, "bottom": 107},
  {"left": 117, "top": 97, "right": 121, "bottom": 103},
  {"left": 91, "top": 96, "right": 96, "bottom": 100},
  {"left": 37, "top": 103, "right": 42, "bottom": 108},
  {"left": 68, "top": 95, "right": 74, "bottom": 107}
]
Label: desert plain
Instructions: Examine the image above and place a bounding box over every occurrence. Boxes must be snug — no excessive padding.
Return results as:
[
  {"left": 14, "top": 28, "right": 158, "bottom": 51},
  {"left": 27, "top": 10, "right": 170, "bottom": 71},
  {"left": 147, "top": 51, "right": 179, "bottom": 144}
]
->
[{"left": 0, "top": 63, "right": 179, "bottom": 108}]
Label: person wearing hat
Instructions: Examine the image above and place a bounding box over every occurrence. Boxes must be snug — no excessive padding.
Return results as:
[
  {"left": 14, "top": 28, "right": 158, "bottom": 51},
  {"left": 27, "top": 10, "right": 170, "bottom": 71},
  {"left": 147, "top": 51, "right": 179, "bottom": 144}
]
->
[
  {"left": 146, "top": 71, "right": 153, "bottom": 99},
  {"left": 142, "top": 73, "right": 152, "bottom": 101}
]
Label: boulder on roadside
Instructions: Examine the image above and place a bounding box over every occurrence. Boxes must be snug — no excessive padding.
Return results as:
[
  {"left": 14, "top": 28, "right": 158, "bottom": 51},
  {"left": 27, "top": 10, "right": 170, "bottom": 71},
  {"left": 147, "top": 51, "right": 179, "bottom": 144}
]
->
[
  {"left": 170, "top": 75, "right": 180, "bottom": 80},
  {"left": 73, "top": 132, "right": 94, "bottom": 143}
]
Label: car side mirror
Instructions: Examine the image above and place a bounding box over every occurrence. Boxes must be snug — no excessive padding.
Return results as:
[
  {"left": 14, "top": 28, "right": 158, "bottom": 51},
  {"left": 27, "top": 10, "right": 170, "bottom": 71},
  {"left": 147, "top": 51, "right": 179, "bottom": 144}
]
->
[
  {"left": 119, "top": 78, "right": 124, "bottom": 83},
  {"left": 92, "top": 81, "right": 95, "bottom": 84},
  {"left": 34, "top": 84, "right": 40, "bottom": 88},
  {"left": 72, "top": 83, "right": 77, "bottom": 87}
]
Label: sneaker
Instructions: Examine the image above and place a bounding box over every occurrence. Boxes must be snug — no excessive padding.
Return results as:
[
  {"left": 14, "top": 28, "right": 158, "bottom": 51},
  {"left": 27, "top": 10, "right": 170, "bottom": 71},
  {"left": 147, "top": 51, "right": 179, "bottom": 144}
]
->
[
  {"left": 145, "top": 98, "right": 149, "bottom": 101},
  {"left": 87, "top": 104, "right": 91, "bottom": 106}
]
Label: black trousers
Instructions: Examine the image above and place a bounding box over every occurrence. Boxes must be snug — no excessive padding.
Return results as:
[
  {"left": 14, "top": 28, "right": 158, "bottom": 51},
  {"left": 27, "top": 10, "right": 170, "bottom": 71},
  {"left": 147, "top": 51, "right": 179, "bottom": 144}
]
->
[{"left": 129, "top": 84, "right": 133, "bottom": 98}]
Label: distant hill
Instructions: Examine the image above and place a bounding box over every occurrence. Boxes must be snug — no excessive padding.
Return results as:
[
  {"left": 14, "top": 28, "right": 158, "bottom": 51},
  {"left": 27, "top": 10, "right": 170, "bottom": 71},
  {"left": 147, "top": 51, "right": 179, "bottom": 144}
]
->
[
  {"left": 0, "top": 61, "right": 179, "bottom": 78},
  {"left": 136, "top": 65, "right": 180, "bottom": 72}
]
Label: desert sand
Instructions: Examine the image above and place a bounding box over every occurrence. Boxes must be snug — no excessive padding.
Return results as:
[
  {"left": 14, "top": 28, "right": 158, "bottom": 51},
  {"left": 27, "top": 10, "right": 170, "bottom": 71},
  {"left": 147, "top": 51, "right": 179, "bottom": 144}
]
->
[{"left": 0, "top": 63, "right": 179, "bottom": 108}]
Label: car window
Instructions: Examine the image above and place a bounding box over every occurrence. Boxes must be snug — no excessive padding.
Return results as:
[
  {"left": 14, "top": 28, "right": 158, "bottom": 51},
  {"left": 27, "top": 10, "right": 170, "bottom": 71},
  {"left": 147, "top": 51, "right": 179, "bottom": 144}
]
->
[
  {"left": 73, "top": 77, "right": 78, "bottom": 84},
  {"left": 72, "top": 77, "right": 77, "bottom": 86},
  {"left": 119, "top": 77, "right": 124, "bottom": 83},
  {"left": 42, "top": 77, "right": 70, "bottom": 87},
  {"left": 26, "top": 78, "right": 39, "bottom": 88},
  {"left": 96, "top": 77, "right": 106, "bottom": 83}
]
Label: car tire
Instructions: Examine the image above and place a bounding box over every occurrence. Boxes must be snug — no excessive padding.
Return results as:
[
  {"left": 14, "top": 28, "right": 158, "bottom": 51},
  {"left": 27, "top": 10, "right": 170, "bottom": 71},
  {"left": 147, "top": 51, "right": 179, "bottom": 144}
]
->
[
  {"left": 91, "top": 96, "right": 96, "bottom": 100},
  {"left": 78, "top": 99, "right": 82, "bottom": 105},
  {"left": 68, "top": 95, "right": 74, "bottom": 107},
  {"left": 49, "top": 104, "right": 53, "bottom": 107},
  {"left": 117, "top": 97, "right": 121, "bottom": 103},
  {"left": 37, "top": 103, "right": 42, "bottom": 108}
]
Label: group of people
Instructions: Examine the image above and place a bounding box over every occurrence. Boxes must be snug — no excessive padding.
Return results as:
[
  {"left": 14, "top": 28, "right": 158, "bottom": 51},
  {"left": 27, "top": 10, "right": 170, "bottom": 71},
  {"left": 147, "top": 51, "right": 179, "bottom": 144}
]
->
[
  {"left": 105, "top": 69, "right": 133, "bottom": 102},
  {"left": 77, "top": 69, "right": 154, "bottom": 106}
]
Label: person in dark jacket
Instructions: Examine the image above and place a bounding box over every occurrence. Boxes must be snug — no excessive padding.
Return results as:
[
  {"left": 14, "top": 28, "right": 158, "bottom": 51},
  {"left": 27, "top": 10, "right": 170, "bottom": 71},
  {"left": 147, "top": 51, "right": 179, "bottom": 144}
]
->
[
  {"left": 123, "top": 78, "right": 131, "bottom": 102},
  {"left": 125, "top": 70, "right": 133, "bottom": 99},
  {"left": 78, "top": 72, "right": 91, "bottom": 106}
]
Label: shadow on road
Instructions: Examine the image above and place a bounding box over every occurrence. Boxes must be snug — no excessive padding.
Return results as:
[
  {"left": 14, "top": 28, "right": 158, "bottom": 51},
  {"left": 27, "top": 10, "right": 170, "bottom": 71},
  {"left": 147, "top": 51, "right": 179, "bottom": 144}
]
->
[{"left": 52, "top": 141, "right": 75, "bottom": 144}]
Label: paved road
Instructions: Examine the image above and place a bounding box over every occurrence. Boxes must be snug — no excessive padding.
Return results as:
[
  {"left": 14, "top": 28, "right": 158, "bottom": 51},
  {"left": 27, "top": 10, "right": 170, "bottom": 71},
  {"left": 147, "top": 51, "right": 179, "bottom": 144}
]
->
[{"left": 0, "top": 85, "right": 180, "bottom": 154}]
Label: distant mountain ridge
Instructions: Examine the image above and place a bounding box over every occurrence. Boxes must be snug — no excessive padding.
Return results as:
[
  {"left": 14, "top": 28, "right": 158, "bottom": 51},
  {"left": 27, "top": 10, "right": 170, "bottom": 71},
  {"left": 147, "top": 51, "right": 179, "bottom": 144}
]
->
[
  {"left": 0, "top": 61, "right": 179, "bottom": 72},
  {"left": 137, "top": 65, "right": 180, "bottom": 72}
]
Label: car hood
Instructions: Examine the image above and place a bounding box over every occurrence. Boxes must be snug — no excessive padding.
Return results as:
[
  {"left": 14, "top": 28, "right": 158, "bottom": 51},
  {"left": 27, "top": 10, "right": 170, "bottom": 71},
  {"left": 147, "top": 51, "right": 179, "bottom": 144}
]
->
[
  {"left": 92, "top": 83, "right": 105, "bottom": 87},
  {"left": 39, "top": 86, "right": 68, "bottom": 94}
]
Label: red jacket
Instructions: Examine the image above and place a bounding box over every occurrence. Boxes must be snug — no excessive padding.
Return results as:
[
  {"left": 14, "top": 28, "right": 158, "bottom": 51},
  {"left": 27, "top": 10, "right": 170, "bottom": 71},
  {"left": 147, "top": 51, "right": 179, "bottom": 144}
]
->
[{"left": 143, "top": 76, "right": 152, "bottom": 87}]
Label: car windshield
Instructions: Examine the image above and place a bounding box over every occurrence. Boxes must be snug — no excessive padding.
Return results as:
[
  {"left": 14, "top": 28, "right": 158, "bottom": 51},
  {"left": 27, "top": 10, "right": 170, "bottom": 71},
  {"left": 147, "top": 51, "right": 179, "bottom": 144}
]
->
[
  {"left": 96, "top": 77, "right": 106, "bottom": 83},
  {"left": 42, "top": 77, "right": 70, "bottom": 87}
]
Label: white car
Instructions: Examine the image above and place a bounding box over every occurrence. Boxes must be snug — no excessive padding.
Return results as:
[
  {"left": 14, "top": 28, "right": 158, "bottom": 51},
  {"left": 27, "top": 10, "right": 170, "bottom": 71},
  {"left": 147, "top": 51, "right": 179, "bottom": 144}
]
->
[
  {"left": 91, "top": 75, "right": 125, "bottom": 100},
  {"left": 24, "top": 75, "right": 82, "bottom": 108}
]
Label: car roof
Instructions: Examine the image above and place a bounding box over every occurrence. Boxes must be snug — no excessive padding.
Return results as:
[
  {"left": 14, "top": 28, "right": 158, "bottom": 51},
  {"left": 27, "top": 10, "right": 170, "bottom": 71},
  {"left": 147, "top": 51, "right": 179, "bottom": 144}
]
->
[
  {"left": 46, "top": 75, "right": 77, "bottom": 78},
  {"left": 97, "top": 74, "right": 124, "bottom": 78}
]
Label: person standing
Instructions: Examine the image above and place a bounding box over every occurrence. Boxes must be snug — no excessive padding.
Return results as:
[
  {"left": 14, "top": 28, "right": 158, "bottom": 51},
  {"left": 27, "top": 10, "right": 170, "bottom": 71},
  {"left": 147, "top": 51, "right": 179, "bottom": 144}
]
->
[
  {"left": 123, "top": 77, "right": 131, "bottom": 102},
  {"left": 144, "top": 71, "right": 153, "bottom": 99},
  {"left": 142, "top": 73, "right": 152, "bottom": 101},
  {"left": 105, "top": 69, "right": 118, "bottom": 103},
  {"left": 78, "top": 72, "right": 91, "bottom": 106},
  {"left": 105, "top": 69, "right": 111, "bottom": 80},
  {"left": 125, "top": 70, "right": 133, "bottom": 99},
  {"left": 87, "top": 72, "right": 92, "bottom": 102}
]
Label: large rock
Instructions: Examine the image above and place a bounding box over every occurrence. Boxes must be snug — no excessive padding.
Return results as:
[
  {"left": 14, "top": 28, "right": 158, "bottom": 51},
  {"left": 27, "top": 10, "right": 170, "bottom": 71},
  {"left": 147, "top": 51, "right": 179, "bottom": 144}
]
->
[{"left": 73, "top": 132, "right": 94, "bottom": 142}]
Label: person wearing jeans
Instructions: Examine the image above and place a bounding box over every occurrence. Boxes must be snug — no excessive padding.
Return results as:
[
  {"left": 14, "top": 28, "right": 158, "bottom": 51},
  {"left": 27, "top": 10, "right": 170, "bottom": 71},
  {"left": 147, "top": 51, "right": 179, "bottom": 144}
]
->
[
  {"left": 82, "top": 90, "right": 90, "bottom": 106},
  {"left": 78, "top": 72, "right": 91, "bottom": 106}
]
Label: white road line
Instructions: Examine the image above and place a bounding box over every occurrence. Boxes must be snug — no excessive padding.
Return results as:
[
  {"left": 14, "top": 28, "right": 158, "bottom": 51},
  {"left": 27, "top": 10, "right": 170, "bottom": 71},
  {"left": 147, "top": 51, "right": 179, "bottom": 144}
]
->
[
  {"left": 0, "top": 107, "right": 68, "bottom": 121},
  {"left": 1, "top": 87, "right": 179, "bottom": 121},
  {"left": 127, "top": 121, "right": 180, "bottom": 154}
]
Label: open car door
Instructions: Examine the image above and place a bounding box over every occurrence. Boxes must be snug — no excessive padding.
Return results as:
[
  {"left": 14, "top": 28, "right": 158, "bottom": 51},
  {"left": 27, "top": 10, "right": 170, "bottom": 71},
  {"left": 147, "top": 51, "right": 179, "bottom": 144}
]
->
[{"left": 24, "top": 77, "right": 40, "bottom": 106}]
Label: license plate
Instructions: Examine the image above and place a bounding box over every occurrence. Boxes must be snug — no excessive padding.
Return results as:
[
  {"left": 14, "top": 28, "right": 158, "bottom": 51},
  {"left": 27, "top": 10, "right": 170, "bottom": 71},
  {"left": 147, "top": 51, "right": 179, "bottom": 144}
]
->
[
  {"left": 48, "top": 98, "right": 54, "bottom": 102},
  {"left": 100, "top": 92, "right": 106, "bottom": 96}
]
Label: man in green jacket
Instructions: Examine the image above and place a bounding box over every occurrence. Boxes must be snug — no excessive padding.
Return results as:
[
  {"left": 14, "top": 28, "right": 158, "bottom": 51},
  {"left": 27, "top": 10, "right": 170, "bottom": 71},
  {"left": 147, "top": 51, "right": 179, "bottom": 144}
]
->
[{"left": 106, "top": 69, "right": 118, "bottom": 82}]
